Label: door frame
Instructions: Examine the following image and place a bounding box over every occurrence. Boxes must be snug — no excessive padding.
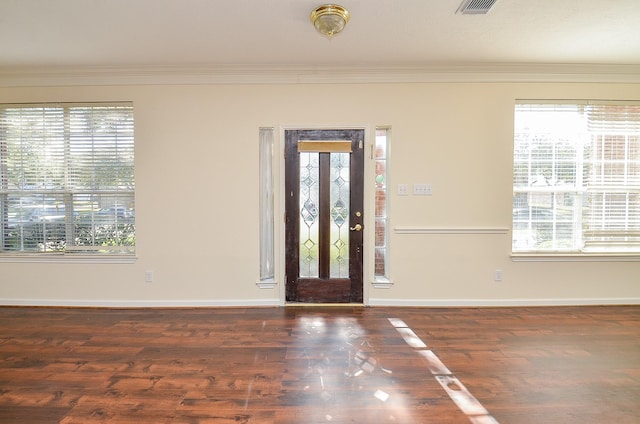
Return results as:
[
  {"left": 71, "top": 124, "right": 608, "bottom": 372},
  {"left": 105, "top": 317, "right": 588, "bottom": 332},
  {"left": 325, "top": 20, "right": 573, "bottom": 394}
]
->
[{"left": 274, "top": 125, "right": 373, "bottom": 306}]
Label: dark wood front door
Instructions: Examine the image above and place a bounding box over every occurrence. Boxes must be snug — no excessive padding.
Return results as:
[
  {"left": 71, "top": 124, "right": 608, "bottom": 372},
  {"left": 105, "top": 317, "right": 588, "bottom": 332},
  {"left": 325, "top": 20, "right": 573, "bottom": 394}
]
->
[{"left": 285, "top": 129, "right": 365, "bottom": 303}]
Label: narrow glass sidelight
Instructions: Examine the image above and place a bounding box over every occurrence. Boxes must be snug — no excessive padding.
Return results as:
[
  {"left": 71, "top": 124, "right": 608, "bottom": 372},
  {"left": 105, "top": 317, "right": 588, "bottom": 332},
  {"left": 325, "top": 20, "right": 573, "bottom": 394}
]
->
[
  {"left": 375, "top": 128, "right": 390, "bottom": 279},
  {"left": 259, "top": 128, "right": 275, "bottom": 281}
]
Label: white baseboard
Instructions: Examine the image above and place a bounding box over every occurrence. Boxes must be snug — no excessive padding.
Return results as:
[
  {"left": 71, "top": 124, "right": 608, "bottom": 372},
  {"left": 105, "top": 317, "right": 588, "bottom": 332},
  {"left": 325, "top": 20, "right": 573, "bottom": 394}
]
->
[
  {"left": 0, "top": 298, "right": 282, "bottom": 308},
  {"left": 368, "top": 297, "right": 640, "bottom": 307},
  {"left": 2, "top": 297, "right": 639, "bottom": 308}
]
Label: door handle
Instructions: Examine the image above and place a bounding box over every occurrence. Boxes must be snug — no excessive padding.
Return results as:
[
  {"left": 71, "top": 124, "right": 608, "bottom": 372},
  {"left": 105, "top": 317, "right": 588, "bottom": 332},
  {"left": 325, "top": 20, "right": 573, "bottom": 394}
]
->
[{"left": 350, "top": 223, "right": 363, "bottom": 232}]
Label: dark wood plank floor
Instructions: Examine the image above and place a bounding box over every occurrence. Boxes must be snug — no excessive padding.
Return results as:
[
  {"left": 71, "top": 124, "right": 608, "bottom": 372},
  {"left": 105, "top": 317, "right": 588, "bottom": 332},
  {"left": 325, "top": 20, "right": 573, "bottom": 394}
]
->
[{"left": 0, "top": 305, "right": 639, "bottom": 423}]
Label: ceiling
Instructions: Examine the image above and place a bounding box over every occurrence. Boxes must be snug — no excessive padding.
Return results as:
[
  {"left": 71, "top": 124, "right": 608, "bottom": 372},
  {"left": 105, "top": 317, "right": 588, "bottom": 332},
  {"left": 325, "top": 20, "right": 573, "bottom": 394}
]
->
[{"left": 1, "top": 0, "right": 639, "bottom": 84}]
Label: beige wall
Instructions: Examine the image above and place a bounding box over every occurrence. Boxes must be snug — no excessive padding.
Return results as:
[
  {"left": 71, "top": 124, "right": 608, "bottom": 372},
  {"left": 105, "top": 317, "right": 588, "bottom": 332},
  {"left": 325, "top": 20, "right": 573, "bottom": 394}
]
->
[{"left": 1, "top": 81, "right": 639, "bottom": 306}]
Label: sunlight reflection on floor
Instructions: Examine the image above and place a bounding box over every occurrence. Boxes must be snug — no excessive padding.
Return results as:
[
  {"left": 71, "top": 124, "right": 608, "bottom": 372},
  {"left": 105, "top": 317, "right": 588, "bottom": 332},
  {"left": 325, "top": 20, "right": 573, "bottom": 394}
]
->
[
  {"left": 287, "top": 314, "right": 413, "bottom": 422},
  {"left": 389, "top": 317, "right": 500, "bottom": 424}
]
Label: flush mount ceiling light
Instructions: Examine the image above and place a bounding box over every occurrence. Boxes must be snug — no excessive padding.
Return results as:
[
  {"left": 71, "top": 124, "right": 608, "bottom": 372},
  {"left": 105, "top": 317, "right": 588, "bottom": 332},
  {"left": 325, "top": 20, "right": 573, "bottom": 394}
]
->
[{"left": 310, "top": 4, "right": 350, "bottom": 38}]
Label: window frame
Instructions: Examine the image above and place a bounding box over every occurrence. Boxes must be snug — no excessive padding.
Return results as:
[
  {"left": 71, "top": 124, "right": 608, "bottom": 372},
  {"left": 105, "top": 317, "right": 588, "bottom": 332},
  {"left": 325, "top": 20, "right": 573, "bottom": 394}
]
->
[
  {"left": 258, "top": 127, "right": 275, "bottom": 285},
  {"left": 0, "top": 102, "right": 136, "bottom": 262},
  {"left": 512, "top": 100, "right": 640, "bottom": 260},
  {"left": 373, "top": 127, "right": 393, "bottom": 285}
]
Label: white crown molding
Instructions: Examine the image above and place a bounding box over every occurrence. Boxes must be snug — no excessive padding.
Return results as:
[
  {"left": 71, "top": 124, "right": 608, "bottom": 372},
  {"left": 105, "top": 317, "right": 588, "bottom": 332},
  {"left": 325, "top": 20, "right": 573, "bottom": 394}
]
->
[{"left": 1, "top": 63, "right": 640, "bottom": 87}]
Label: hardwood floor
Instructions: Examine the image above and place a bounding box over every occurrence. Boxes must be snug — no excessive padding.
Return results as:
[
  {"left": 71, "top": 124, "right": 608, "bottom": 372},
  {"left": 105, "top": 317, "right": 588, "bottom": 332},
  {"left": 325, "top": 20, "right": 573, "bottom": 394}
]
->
[{"left": 0, "top": 305, "right": 639, "bottom": 423}]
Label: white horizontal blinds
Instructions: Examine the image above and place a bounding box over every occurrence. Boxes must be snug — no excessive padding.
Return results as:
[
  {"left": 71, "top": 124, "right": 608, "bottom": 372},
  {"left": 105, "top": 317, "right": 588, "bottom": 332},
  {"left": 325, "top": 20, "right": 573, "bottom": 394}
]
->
[
  {"left": 513, "top": 101, "right": 640, "bottom": 253},
  {"left": 68, "top": 105, "right": 134, "bottom": 193},
  {"left": 584, "top": 104, "right": 640, "bottom": 251},
  {"left": 2, "top": 106, "right": 66, "bottom": 193},
  {"left": 513, "top": 103, "right": 586, "bottom": 252},
  {"left": 1, "top": 106, "right": 67, "bottom": 252},
  {"left": 68, "top": 105, "right": 135, "bottom": 253},
  {"left": 0, "top": 103, "right": 135, "bottom": 254},
  {"left": 514, "top": 104, "right": 584, "bottom": 189}
]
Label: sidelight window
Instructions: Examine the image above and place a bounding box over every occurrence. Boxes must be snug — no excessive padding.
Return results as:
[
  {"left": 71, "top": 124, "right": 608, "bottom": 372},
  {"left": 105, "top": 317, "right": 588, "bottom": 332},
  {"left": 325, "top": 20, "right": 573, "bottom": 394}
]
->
[
  {"left": 375, "top": 128, "right": 389, "bottom": 278},
  {"left": 259, "top": 127, "right": 275, "bottom": 280}
]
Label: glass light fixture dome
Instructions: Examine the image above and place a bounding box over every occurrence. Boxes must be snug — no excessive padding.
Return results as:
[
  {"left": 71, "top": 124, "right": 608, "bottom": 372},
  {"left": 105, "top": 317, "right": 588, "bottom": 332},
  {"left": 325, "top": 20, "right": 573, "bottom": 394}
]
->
[{"left": 310, "top": 4, "right": 350, "bottom": 38}]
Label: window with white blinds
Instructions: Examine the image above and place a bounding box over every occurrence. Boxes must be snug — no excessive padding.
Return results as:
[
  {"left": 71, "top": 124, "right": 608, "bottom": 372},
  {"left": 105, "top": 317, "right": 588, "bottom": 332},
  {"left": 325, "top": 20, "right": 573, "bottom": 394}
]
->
[
  {"left": 513, "top": 101, "right": 640, "bottom": 254},
  {"left": 0, "top": 103, "right": 135, "bottom": 254}
]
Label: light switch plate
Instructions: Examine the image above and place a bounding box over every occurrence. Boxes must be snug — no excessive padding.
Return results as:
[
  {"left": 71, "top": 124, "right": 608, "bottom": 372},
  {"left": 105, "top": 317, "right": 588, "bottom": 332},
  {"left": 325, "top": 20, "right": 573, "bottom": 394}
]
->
[
  {"left": 413, "top": 184, "right": 432, "bottom": 195},
  {"left": 398, "top": 184, "right": 409, "bottom": 196}
]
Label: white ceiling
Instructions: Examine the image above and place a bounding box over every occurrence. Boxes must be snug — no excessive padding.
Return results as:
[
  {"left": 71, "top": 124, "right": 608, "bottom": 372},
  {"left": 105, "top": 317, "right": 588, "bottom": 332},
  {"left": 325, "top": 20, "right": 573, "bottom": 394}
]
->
[{"left": 1, "top": 0, "right": 639, "bottom": 83}]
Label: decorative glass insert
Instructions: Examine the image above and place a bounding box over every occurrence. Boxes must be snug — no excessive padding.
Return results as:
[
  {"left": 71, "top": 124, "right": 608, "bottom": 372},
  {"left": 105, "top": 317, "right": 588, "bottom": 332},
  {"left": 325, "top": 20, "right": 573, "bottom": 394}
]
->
[
  {"left": 299, "top": 152, "right": 320, "bottom": 277},
  {"left": 259, "top": 128, "right": 274, "bottom": 281},
  {"left": 330, "top": 152, "right": 350, "bottom": 278},
  {"left": 375, "top": 128, "right": 389, "bottom": 278}
]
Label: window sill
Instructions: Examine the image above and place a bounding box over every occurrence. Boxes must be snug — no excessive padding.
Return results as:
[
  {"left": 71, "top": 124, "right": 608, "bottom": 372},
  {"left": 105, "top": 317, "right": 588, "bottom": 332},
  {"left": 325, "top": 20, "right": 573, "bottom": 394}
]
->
[
  {"left": 0, "top": 254, "right": 137, "bottom": 264},
  {"left": 256, "top": 278, "right": 277, "bottom": 289},
  {"left": 371, "top": 277, "right": 394, "bottom": 289},
  {"left": 511, "top": 253, "right": 640, "bottom": 262}
]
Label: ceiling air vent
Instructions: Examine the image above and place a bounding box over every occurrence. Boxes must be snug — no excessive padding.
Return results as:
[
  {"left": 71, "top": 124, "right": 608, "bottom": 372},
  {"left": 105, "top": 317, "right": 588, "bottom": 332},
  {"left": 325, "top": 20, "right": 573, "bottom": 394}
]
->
[{"left": 456, "top": 0, "right": 498, "bottom": 14}]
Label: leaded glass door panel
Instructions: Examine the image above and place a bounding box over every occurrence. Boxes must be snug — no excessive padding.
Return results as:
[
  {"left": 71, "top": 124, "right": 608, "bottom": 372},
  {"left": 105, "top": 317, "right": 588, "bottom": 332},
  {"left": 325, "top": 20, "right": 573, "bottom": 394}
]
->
[{"left": 285, "top": 129, "right": 364, "bottom": 303}]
